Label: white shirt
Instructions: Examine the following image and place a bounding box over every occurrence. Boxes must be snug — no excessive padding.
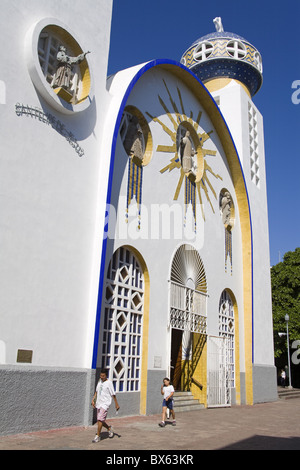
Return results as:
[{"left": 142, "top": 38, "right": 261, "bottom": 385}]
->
[
  {"left": 95, "top": 379, "right": 115, "bottom": 410},
  {"left": 163, "top": 384, "right": 174, "bottom": 400}
]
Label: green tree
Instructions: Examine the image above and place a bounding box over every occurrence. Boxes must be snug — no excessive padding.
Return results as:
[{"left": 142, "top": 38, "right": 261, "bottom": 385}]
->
[{"left": 271, "top": 248, "right": 300, "bottom": 385}]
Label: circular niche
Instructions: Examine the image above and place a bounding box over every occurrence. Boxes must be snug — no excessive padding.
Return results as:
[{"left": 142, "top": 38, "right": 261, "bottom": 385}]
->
[
  {"left": 25, "top": 18, "right": 93, "bottom": 114},
  {"left": 177, "top": 121, "right": 204, "bottom": 183},
  {"left": 219, "top": 189, "right": 235, "bottom": 230},
  {"left": 120, "top": 105, "right": 153, "bottom": 167}
]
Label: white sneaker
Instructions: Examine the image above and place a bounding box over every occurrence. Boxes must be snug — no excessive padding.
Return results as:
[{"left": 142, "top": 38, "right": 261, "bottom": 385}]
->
[
  {"left": 92, "top": 434, "right": 101, "bottom": 443},
  {"left": 108, "top": 426, "right": 114, "bottom": 438}
]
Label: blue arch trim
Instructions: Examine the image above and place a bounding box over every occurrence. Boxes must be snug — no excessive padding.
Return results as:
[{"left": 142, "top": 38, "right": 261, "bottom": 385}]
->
[{"left": 91, "top": 59, "right": 254, "bottom": 369}]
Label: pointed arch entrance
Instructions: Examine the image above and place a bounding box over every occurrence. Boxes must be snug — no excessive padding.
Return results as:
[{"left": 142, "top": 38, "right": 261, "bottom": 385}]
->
[
  {"left": 100, "top": 245, "right": 149, "bottom": 414},
  {"left": 169, "top": 244, "right": 207, "bottom": 391}
]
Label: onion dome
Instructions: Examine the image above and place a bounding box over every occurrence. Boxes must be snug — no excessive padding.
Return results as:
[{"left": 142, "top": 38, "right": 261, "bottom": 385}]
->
[{"left": 180, "top": 18, "right": 263, "bottom": 96}]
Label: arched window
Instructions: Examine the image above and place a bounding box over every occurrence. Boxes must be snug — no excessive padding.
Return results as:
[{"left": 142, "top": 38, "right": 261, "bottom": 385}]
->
[
  {"left": 219, "top": 290, "right": 235, "bottom": 388},
  {"left": 101, "top": 247, "right": 144, "bottom": 392}
]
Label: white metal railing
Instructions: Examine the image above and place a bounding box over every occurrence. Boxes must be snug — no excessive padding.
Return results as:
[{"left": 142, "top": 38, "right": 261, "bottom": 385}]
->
[{"left": 169, "top": 281, "right": 207, "bottom": 334}]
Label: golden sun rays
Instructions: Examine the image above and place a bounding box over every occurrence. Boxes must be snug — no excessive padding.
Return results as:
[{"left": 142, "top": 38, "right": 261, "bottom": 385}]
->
[{"left": 146, "top": 79, "right": 222, "bottom": 221}]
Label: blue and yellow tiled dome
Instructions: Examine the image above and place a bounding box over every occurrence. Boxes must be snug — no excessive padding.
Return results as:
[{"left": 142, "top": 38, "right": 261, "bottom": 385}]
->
[{"left": 180, "top": 18, "right": 263, "bottom": 96}]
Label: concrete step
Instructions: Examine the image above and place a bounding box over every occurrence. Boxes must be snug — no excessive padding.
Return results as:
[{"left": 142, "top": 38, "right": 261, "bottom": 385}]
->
[
  {"left": 174, "top": 391, "right": 193, "bottom": 397},
  {"left": 173, "top": 391, "right": 205, "bottom": 412},
  {"left": 174, "top": 399, "right": 202, "bottom": 406},
  {"left": 278, "top": 388, "right": 300, "bottom": 400},
  {"left": 174, "top": 394, "right": 194, "bottom": 402},
  {"left": 174, "top": 403, "right": 205, "bottom": 412}
]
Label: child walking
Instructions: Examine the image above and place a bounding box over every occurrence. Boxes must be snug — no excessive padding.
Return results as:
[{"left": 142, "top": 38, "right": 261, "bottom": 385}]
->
[
  {"left": 158, "top": 377, "right": 176, "bottom": 427},
  {"left": 91, "top": 369, "right": 120, "bottom": 442}
]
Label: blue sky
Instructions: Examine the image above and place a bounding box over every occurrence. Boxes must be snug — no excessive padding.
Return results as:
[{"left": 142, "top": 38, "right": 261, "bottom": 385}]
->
[{"left": 108, "top": 0, "right": 300, "bottom": 267}]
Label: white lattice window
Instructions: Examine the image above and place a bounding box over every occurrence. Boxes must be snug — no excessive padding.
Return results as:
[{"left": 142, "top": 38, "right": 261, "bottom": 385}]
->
[
  {"left": 194, "top": 41, "right": 214, "bottom": 62},
  {"left": 226, "top": 40, "right": 246, "bottom": 59},
  {"left": 38, "top": 33, "right": 60, "bottom": 84},
  {"left": 219, "top": 290, "right": 235, "bottom": 388},
  {"left": 254, "top": 51, "right": 263, "bottom": 73},
  {"left": 248, "top": 102, "right": 260, "bottom": 187},
  {"left": 101, "top": 247, "right": 144, "bottom": 392}
]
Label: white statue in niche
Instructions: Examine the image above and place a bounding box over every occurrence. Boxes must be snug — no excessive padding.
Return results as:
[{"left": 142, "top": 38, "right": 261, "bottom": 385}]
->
[
  {"left": 122, "top": 114, "right": 144, "bottom": 164},
  {"left": 52, "top": 45, "right": 90, "bottom": 91},
  {"left": 179, "top": 130, "right": 197, "bottom": 176},
  {"left": 221, "top": 191, "right": 233, "bottom": 227}
]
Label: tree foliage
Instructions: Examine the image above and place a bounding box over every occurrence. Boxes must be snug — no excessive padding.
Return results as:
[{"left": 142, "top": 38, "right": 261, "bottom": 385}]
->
[{"left": 271, "top": 248, "right": 300, "bottom": 358}]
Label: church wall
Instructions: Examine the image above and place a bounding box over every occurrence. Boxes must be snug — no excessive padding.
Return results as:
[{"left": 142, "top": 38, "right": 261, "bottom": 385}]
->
[
  {"left": 0, "top": 0, "right": 113, "bottom": 370},
  {"left": 0, "top": 0, "right": 114, "bottom": 434}
]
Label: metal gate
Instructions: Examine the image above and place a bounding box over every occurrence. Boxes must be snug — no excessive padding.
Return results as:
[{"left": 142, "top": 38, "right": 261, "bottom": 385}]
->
[
  {"left": 207, "top": 336, "right": 231, "bottom": 407},
  {"left": 169, "top": 281, "right": 207, "bottom": 334}
]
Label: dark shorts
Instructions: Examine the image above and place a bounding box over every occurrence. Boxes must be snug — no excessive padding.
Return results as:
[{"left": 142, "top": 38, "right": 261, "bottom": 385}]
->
[{"left": 163, "top": 399, "right": 173, "bottom": 410}]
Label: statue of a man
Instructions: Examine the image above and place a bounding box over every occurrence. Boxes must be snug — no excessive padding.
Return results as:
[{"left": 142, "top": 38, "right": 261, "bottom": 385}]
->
[
  {"left": 180, "top": 131, "right": 197, "bottom": 174},
  {"left": 221, "top": 191, "right": 232, "bottom": 226},
  {"left": 52, "top": 46, "right": 90, "bottom": 91},
  {"left": 123, "top": 115, "right": 144, "bottom": 163},
  {"left": 213, "top": 17, "right": 224, "bottom": 32}
]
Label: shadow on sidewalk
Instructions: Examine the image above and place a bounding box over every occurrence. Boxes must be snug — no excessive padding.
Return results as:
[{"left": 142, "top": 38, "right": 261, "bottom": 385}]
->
[{"left": 219, "top": 435, "right": 300, "bottom": 450}]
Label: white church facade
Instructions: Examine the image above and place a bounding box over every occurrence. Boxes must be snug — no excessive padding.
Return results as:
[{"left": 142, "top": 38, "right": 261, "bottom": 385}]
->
[{"left": 0, "top": 1, "right": 277, "bottom": 435}]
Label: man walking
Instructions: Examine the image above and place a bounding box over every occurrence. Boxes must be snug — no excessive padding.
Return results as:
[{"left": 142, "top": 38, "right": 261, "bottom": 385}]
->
[{"left": 91, "top": 369, "right": 120, "bottom": 442}]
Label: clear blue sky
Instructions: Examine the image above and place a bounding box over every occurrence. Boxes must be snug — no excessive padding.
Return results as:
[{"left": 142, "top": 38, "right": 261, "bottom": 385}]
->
[{"left": 108, "top": 0, "right": 300, "bottom": 267}]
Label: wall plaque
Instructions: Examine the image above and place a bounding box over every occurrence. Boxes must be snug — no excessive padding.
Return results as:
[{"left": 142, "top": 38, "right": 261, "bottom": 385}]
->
[{"left": 17, "top": 349, "right": 33, "bottom": 363}]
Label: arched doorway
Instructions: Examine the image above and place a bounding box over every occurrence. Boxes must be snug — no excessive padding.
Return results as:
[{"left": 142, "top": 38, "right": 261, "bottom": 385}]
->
[
  {"left": 169, "top": 244, "right": 207, "bottom": 391},
  {"left": 101, "top": 246, "right": 147, "bottom": 396},
  {"left": 207, "top": 289, "right": 238, "bottom": 407},
  {"left": 219, "top": 290, "right": 235, "bottom": 391}
]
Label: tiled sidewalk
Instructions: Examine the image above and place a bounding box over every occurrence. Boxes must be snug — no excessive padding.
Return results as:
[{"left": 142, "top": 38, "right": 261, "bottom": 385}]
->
[{"left": 1, "top": 397, "right": 300, "bottom": 450}]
